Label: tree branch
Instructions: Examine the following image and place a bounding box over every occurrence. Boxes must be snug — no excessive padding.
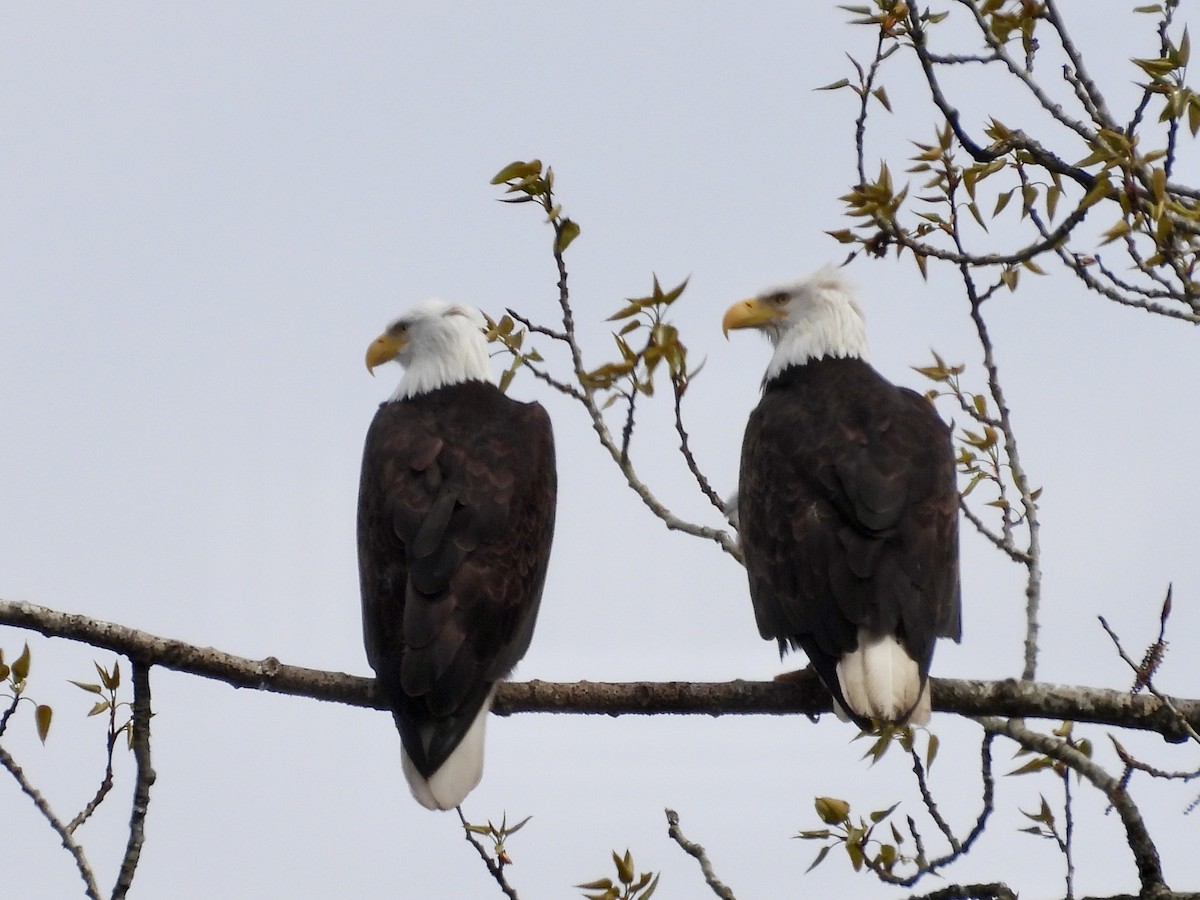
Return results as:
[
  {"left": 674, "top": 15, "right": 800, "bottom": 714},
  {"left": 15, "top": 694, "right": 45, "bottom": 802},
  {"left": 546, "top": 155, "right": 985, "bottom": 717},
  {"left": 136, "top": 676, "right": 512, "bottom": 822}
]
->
[
  {"left": 0, "top": 743, "right": 101, "bottom": 899},
  {"left": 665, "top": 808, "right": 736, "bottom": 900},
  {"left": 112, "top": 660, "right": 154, "bottom": 900},
  {"left": 978, "top": 716, "right": 1166, "bottom": 896},
  {"left": 2, "top": 600, "right": 1199, "bottom": 740}
]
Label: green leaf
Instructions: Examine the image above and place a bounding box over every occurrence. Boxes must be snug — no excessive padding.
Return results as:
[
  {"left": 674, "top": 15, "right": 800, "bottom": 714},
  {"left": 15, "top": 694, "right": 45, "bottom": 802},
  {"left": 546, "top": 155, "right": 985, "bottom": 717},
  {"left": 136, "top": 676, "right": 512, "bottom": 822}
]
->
[
  {"left": 614, "top": 849, "right": 635, "bottom": 885},
  {"left": 575, "top": 878, "right": 614, "bottom": 891},
  {"left": 805, "top": 844, "right": 834, "bottom": 874},
  {"left": 555, "top": 218, "right": 581, "bottom": 254},
  {"left": 967, "top": 201, "right": 987, "bottom": 230},
  {"left": 1008, "top": 756, "right": 1052, "bottom": 776},
  {"left": 35, "top": 704, "right": 53, "bottom": 743},
  {"left": 88, "top": 699, "right": 111, "bottom": 717},
  {"left": 490, "top": 159, "right": 542, "bottom": 184},
  {"left": 926, "top": 732, "right": 940, "bottom": 770},
  {"left": 507, "top": 815, "right": 532, "bottom": 835},
  {"left": 816, "top": 78, "right": 852, "bottom": 91},
  {"left": 795, "top": 829, "right": 832, "bottom": 840},
  {"left": 872, "top": 86, "right": 892, "bottom": 112},
  {"left": 639, "top": 873, "right": 660, "bottom": 899},
  {"left": 847, "top": 840, "right": 865, "bottom": 871},
  {"left": 12, "top": 643, "right": 31, "bottom": 682},
  {"left": 815, "top": 796, "right": 850, "bottom": 825},
  {"left": 69, "top": 680, "right": 103, "bottom": 694},
  {"left": 96, "top": 660, "right": 120, "bottom": 691},
  {"left": 870, "top": 802, "right": 900, "bottom": 824}
]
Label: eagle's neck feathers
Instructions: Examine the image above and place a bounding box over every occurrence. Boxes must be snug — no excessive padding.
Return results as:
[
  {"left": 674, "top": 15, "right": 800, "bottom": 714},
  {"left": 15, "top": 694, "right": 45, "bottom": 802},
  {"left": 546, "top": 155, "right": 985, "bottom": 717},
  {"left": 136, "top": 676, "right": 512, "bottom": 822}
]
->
[
  {"left": 391, "top": 318, "right": 493, "bottom": 402},
  {"left": 764, "top": 289, "right": 869, "bottom": 383}
]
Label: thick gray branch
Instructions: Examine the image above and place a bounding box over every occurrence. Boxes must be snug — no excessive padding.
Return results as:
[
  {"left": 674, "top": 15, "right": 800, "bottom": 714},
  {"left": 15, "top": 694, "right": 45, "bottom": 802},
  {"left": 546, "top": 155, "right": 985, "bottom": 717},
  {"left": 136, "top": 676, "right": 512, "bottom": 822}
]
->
[
  {"left": 2, "top": 601, "right": 1198, "bottom": 740},
  {"left": 112, "top": 661, "right": 154, "bottom": 900}
]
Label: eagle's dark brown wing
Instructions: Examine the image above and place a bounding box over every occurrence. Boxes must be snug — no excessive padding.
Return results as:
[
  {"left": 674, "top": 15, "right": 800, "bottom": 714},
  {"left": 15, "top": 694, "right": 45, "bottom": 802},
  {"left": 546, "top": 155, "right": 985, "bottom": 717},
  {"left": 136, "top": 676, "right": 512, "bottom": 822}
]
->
[
  {"left": 738, "top": 357, "right": 959, "bottom": 720},
  {"left": 357, "top": 380, "right": 555, "bottom": 776}
]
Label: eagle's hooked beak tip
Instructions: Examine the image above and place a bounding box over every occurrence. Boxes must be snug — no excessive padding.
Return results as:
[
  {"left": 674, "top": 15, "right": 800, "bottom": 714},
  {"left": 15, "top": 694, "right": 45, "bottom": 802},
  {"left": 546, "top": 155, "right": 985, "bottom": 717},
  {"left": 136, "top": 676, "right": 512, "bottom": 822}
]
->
[{"left": 366, "top": 333, "right": 402, "bottom": 375}]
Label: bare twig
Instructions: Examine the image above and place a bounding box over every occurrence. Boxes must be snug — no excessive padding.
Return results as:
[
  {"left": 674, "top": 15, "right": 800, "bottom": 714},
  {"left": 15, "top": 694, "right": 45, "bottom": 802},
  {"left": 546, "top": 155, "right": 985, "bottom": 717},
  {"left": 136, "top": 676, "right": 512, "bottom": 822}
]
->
[
  {"left": 672, "top": 382, "right": 728, "bottom": 517},
  {"left": 665, "top": 808, "right": 736, "bottom": 900},
  {"left": 964, "top": 289, "right": 1042, "bottom": 681},
  {"left": 0, "top": 744, "right": 101, "bottom": 899}
]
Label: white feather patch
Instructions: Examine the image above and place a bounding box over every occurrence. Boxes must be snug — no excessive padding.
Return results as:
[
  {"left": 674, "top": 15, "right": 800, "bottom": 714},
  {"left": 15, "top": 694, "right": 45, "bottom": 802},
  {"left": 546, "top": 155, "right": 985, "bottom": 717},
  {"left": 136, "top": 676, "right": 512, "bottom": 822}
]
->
[
  {"left": 401, "top": 689, "right": 494, "bottom": 811},
  {"left": 836, "top": 630, "right": 927, "bottom": 725}
]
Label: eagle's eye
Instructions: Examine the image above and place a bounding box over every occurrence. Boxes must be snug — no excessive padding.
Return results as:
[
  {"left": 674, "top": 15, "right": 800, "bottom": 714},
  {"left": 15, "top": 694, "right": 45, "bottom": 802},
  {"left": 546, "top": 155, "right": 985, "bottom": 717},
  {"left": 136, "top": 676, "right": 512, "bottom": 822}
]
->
[{"left": 765, "top": 292, "right": 790, "bottom": 306}]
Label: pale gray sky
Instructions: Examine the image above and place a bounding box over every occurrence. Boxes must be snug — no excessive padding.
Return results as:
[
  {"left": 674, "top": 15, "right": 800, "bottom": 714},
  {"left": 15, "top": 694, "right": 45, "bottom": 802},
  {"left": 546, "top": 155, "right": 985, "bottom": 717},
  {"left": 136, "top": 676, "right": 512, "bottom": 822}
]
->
[{"left": 2, "top": 4, "right": 1198, "bottom": 898}]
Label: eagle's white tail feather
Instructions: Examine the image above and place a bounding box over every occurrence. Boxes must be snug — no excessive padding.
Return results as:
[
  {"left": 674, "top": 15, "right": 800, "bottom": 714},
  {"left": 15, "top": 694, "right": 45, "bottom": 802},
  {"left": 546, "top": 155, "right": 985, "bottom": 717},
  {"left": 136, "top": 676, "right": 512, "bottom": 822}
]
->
[
  {"left": 836, "top": 631, "right": 927, "bottom": 724},
  {"left": 401, "top": 689, "right": 494, "bottom": 811}
]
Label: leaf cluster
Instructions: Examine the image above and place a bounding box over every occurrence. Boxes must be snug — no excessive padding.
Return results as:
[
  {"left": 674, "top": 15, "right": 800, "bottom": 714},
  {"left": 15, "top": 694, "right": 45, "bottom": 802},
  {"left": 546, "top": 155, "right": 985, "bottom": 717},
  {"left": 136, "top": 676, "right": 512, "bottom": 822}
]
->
[
  {"left": 0, "top": 642, "right": 53, "bottom": 744},
  {"left": 828, "top": 2, "right": 1200, "bottom": 317},
  {"left": 796, "top": 794, "right": 913, "bottom": 877},
  {"left": 576, "top": 849, "right": 659, "bottom": 900},
  {"left": 461, "top": 811, "right": 533, "bottom": 868},
  {"left": 492, "top": 159, "right": 581, "bottom": 254},
  {"left": 916, "top": 352, "right": 1041, "bottom": 538},
  {"left": 1008, "top": 721, "right": 1093, "bottom": 782},
  {"left": 582, "top": 275, "right": 700, "bottom": 405},
  {"left": 483, "top": 313, "right": 544, "bottom": 394},
  {"left": 69, "top": 659, "right": 134, "bottom": 749}
]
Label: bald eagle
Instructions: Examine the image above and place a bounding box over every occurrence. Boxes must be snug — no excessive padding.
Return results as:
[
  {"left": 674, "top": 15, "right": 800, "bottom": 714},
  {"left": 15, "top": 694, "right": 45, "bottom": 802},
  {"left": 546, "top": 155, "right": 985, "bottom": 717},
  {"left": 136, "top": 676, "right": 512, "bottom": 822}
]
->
[
  {"left": 358, "top": 300, "right": 556, "bottom": 809},
  {"left": 723, "top": 266, "right": 960, "bottom": 726}
]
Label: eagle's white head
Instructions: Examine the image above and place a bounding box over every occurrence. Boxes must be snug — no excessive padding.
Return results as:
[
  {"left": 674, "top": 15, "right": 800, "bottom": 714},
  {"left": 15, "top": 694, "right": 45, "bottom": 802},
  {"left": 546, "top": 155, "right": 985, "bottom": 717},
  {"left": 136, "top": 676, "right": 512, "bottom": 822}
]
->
[
  {"left": 722, "top": 264, "right": 869, "bottom": 381},
  {"left": 365, "top": 299, "right": 493, "bottom": 401}
]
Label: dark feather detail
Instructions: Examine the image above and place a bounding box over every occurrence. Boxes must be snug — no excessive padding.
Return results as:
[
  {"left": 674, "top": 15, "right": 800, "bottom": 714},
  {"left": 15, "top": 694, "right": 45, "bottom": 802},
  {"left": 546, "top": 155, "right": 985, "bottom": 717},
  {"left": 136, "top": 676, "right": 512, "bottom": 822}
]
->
[
  {"left": 358, "top": 380, "right": 556, "bottom": 777},
  {"left": 738, "top": 357, "right": 960, "bottom": 725}
]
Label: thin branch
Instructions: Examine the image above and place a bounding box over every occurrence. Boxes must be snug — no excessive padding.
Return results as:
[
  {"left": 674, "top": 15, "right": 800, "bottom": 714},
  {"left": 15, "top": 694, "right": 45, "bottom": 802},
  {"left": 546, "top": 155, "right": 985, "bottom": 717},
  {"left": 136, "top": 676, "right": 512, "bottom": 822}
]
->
[
  {"left": 665, "top": 808, "right": 736, "bottom": 900},
  {"left": 457, "top": 807, "right": 520, "bottom": 900},
  {"left": 67, "top": 679, "right": 126, "bottom": 836},
  {"left": 537, "top": 217, "right": 741, "bottom": 561},
  {"left": 66, "top": 752, "right": 114, "bottom": 836},
  {"left": 112, "top": 660, "right": 154, "bottom": 900},
  {"left": 0, "top": 691, "right": 18, "bottom": 738},
  {"left": 672, "top": 382, "right": 729, "bottom": 516},
  {"left": 965, "top": 289, "right": 1043, "bottom": 682},
  {"left": 874, "top": 734, "right": 996, "bottom": 887},
  {"left": 1063, "top": 762, "right": 1076, "bottom": 900},
  {"left": 1041, "top": 0, "right": 1119, "bottom": 131},
  {"left": 4, "top": 600, "right": 1200, "bottom": 738},
  {"left": 958, "top": 498, "right": 1031, "bottom": 565},
  {"left": 0, "top": 744, "right": 102, "bottom": 899},
  {"left": 1099, "top": 612, "right": 1200, "bottom": 748},
  {"left": 911, "top": 746, "right": 960, "bottom": 850}
]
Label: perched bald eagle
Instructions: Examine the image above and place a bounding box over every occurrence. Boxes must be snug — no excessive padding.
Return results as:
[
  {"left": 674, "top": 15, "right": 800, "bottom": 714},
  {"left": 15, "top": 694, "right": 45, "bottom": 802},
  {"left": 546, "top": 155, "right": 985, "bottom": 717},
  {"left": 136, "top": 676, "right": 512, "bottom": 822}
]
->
[
  {"left": 723, "top": 266, "right": 960, "bottom": 726},
  {"left": 358, "top": 300, "right": 556, "bottom": 809}
]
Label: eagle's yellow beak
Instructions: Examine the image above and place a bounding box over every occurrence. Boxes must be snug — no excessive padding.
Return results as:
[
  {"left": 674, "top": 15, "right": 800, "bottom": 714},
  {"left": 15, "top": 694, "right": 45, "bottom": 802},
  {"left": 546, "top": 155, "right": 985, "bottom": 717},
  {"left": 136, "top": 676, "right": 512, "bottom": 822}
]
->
[
  {"left": 365, "top": 332, "right": 405, "bottom": 375},
  {"left": 722, "top": 297, "right": 785, "bottom": 337}
]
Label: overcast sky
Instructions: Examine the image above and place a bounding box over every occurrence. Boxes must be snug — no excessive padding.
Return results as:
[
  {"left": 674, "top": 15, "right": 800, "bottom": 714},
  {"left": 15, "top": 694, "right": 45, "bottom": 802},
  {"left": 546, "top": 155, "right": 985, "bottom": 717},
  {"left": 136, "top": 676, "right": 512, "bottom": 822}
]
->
[{"left": 3, "top": 4, "right": 1198, "bottom": 898}]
